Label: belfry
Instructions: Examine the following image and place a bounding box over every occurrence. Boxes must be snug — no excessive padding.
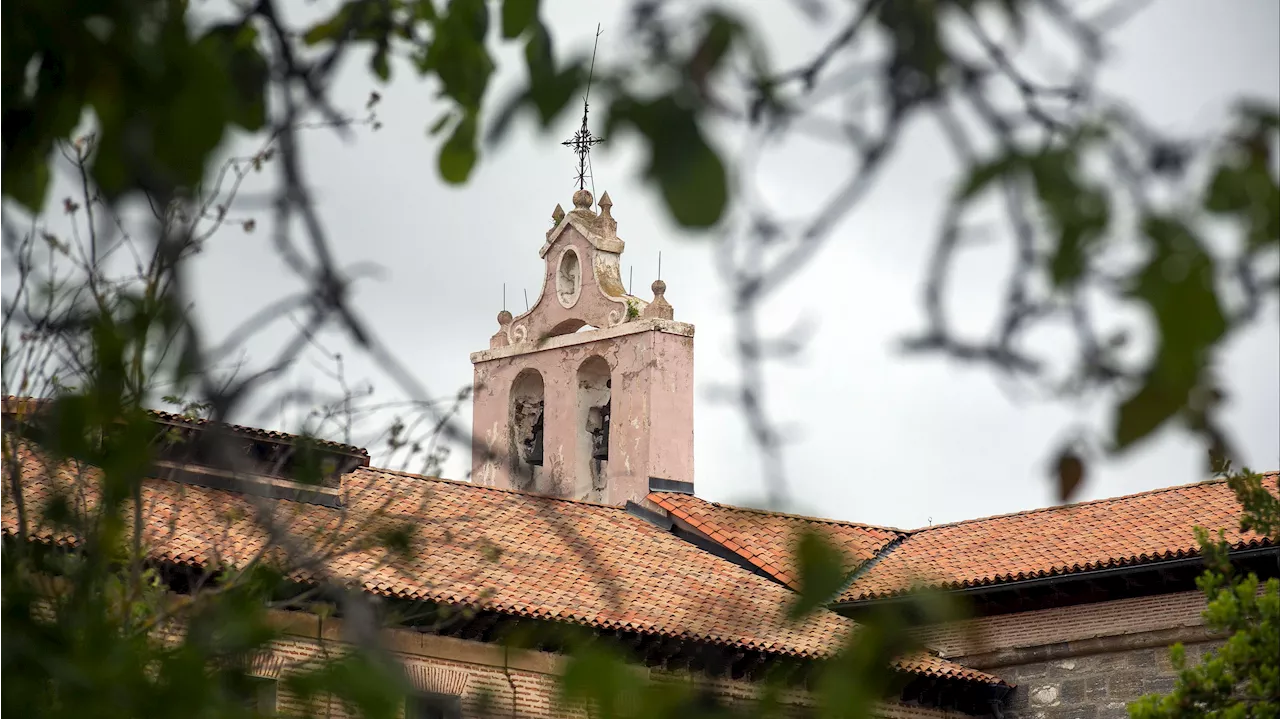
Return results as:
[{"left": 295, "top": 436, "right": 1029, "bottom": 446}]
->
[{"left": 469, "top": 189, "right": 694, "bottom": 505}]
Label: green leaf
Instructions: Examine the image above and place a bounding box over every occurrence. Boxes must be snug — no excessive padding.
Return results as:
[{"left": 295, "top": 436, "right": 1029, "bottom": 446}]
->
[
  {"left": 1026, "top": 149, "right": 1109, "bottom": 287},
  {"left": 1205, "top": 165, "right": 1251, "bottom": 213},
  {"left": 427, "top": 111, "right": 454, "bottom": 137},
  {"left": 200, "top": 23, "right": 269, "bottom": 132},
  {"left": 1235, "top": 97, "right": 1280, "bottom": 132},
  {"left": 789, "top": 530, "right": 847, "bottom": 620},
  {"left": 657, "top": 135, "right": 727, "bottom": 228},
  {"left": 608, "top": 95, "right": 727, "bottom": 228},
  {"left": 1053, "top": 447, "right": 1086, "bottom": 502},
  {"left": 955, "top": 152, "right": 1023, "bottom": 202},
  {"left": 1114, "top": 378, "right": 1187, "bottom": 453},
  {"left": 559, "top": 645, "right": 640, "bottom": 717},
  {"left": 501, "top": 0, "right": 539, "bottom": 39},
  {"left": 876, "top": 0, "right": 946, "bottom": 91},
  {"left": 371, "top": 44, "right": 391, "bottom": 82},
  {"left": 1114, "top": 216, "right": 1228, "bottom": 451},
  {"left": 4, "top": 152, "right": 52, "bottom": 213},
  {"left": 421, "top": 0, "right": 495, "bottom": 111},
  {"left": 302, "top": 4, "right": 356, "bottom": 46},
  {"left": 1204, "top": 151, "right": 1279, "bottom": 252},
  {"left": 688, "top": 12, "right": 739, "bottom": 76},
  {"left": 438, "top": 112, "right": 478, "bottom": 183}
]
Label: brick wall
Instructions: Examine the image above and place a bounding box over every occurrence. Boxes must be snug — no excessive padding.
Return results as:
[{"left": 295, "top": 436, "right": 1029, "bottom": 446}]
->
[
  {"left": 914, "top": 591, "right": 1211, "bottom": 659},
  {"left": 257, "top": 610, "right": 966, "bottom": 718},
  {"left": 259, "top": 617, "right": 584, "bottom": 719}
]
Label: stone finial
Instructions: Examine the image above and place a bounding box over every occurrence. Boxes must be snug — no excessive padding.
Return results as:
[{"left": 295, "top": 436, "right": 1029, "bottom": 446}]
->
[
  {"left": 490, "top": 310, "right": 514, "bottom": 349},
  {"left": 572, "top": 189, "right": 593, "bottom": 211},
  {"left": 551, "top": 204, "right": 565, "bottom": 224},
  {"left": 597, "top": 191, "right": 617, "bottom": 237},
  {"left": 643, "top": 279, "right": 674, "bottom": 320}
]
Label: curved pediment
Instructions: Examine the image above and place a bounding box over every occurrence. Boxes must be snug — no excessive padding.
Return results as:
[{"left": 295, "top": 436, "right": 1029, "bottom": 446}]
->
[{"left": 488, "top": 190, "right": 663, "bottom": 350}]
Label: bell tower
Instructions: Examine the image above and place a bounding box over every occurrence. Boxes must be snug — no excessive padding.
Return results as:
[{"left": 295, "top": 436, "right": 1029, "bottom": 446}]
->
[{"left": 469, "top": 189, "right": 693, "bottom": 506}]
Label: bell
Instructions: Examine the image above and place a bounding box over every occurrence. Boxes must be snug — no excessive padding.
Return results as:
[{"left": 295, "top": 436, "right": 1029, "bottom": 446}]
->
[
  {"left": 591, "top": 401, "right": 611, "bottom": 461},
  {"left": 527, "top": 409, "right": 545, "bottom": 466}
]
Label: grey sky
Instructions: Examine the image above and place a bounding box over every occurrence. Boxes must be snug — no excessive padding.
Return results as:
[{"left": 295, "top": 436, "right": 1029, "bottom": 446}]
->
[{"left": 19, "top": 0, "right": 1280, "bottom": 530}]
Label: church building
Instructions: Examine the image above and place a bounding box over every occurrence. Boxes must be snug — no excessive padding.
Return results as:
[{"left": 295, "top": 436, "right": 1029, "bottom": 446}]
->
[{"left": 3, "top": 187, "right": 1276, "bottom": 719}]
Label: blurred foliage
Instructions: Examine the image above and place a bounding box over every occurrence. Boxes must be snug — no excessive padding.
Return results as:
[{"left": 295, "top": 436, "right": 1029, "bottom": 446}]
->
[
  {"left": 1128, "top": 466, "right": 1280, "bottom": 719},
  {"left": 1, "top": 393, "right": 413, "bottom": 719},
  {"left": 553, "top": 530, "right": 963, "bottom": 719},
  {"left": 4, "top": 0, "right": 1280, "bottom": 717}
]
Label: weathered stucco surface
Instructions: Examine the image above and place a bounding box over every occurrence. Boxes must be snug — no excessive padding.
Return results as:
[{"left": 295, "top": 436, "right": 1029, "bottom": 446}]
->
[
  {"left": 471, "top": 191, "right": 694, "bottom": 506},
  {"left": 471, "top": 324, "right": 694, "bottom": 506},
  {"left": 493, "top": 191, "right": 649, "bottom": 349}
]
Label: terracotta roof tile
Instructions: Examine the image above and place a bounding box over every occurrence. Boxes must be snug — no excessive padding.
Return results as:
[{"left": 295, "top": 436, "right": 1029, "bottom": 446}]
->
[
  {"left": 2, "top": 440, "right": 1006, "bottom": 686},
  {"left": 647, "top": 492, "right": 904, "bottom": 590},
  {"left": 1, "top": 443, "right": 764, "bottom": 650},
  {"left": 1, "top": 396, "right": 368, "bottom": 458},
  {"left": 839, "top": 475, "right": 1277, "bottom": 602},
  {"left": 894, "top": 653, "right": 1010, "bottom": 686}
]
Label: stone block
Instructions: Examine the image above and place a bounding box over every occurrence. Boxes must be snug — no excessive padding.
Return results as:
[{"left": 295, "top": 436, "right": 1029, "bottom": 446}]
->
[
  {"left": 1048, "top": 706, "right": 1097, "bottom": 719},
  {"left": 1107, "top": 672, "right": 1145, "bottom": 700},
  {"left": 1091, "top": 653, "right": 1127, "bottom": 670},
  {"left": 1125, "top": 649, "right": 1157, "bottom": 669},
  {"left": 1058, "top": 679, "right": 1087, "bottom": 704},
  {"left": 1142, "top": 676, "right": 1176, "bottom": 696},
  {"left": 1083, "top": 676, "right": 1108, "bottom": 701},
  {"left": 1097, "top": 705, "right": 1131, "bottom": 719},
  {"left": 1049, "top": 658, "right": 1081, "bottom": 678},
  {"left": 1006, "top": 686, "right": 1030, "bottom": 710},
  {"left": 1014, "top": 662, "right": 1051, "bottom": 680},
  {"left": 1028, "top": 684, "right": 1061, "bottom": 708}
]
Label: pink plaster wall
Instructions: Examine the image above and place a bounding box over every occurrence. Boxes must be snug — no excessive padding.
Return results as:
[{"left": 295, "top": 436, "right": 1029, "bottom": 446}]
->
[
  {"left": 470, "top": 324, "right": 694, "bottom": 506},
  {"left": 492, "top": 200, "right": 647, "bottom": 350},
  {"left": 470, "top": 191, "right": 693, "bottom": 506}
]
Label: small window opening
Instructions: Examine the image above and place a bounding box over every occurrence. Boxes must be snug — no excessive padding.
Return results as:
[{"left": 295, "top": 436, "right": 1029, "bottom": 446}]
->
[
  {"left": 407, "top": 692, "right": 462, "bottom": 719},
  {"left": 229, "top": 676, "right": 277, "bottom": 715}
]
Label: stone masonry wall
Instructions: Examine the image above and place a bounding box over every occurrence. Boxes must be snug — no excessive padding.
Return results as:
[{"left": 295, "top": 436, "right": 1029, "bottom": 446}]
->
[
  {"left": 994, "top": 641, "right": 1220, "bottom": 719},
  {"left": 908, "top": 590, "right": 1231, "bottom": 719}
]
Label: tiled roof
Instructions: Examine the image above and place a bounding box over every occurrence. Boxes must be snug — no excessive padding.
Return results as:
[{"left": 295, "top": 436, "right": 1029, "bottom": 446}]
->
[
  {"left": 147, "top": 408, "right": 370, "bottom": 458},
  {"left": 895, "top": 653, "right": 1009, "bottom": 685},
  {"left": 1, "top": 438, "right": 1003, "bottom": 688},
  {"left": 1, "top": 396, "right": 369, "bottom": 458},
  {"left": 647, "top": 492, "right": 904, "bottom": 589},
  {"left": 838, "top": 475, "right": 1278, "bottom": 603}
]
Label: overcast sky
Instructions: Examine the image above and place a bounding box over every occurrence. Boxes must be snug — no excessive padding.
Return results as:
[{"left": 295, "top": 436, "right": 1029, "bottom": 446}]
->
[{"left": 21, "top": 0, "right": 1280, "bottom": 530}]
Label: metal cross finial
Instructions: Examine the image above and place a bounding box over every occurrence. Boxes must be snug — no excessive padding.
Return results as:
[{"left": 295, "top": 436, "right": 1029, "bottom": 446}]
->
[{"left": 562, "top": 24, "right": 605, "bottom": 191}]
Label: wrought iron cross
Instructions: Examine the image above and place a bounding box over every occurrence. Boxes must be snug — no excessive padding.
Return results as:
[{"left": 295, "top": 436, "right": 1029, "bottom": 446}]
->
[
  {"left": 562, "top": 24, "right": 604, "bottom": 191},
  {"left": 562, "top": 109, "right": 603, "bottom": 191}
]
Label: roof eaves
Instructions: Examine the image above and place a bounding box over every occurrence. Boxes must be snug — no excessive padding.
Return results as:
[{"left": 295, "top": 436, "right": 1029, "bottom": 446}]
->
[{"left": 836, "top": 541, "right": 1280, "bottom": 606}]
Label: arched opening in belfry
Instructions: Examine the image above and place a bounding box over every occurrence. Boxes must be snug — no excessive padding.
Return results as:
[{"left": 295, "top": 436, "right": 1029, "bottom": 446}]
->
[
  {"left": 548, "top": 318, "right": 598, "bottom": 337},
  {"left": 576, "top": 356, "right": 612, "bottom": 502},
  {"left": 509, "top": 369, "right": 545, "bottom": 492}
]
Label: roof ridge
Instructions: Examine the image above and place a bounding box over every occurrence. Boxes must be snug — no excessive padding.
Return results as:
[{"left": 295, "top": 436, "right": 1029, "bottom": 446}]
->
[
  {"left": 3, "top": 395, "right": 369, "bottom": 457},
  {"left": 355, "top": 465, "right": 630, "bottom": 512},
  {"left": 907, "top": 474, "right": 1274, "bottom": 532},
  {"left": 651, "top": 492, "right": 906, "bottom": 534}
]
